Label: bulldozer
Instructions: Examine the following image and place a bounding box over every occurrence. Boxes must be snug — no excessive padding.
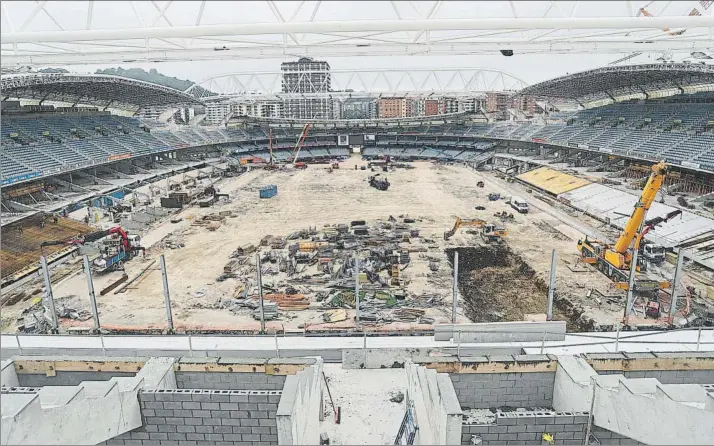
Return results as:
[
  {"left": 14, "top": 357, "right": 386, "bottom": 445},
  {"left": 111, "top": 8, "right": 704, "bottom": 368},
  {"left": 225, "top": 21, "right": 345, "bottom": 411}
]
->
[{"left": 444, "top": 217, "right": 507, "bottom": 242}]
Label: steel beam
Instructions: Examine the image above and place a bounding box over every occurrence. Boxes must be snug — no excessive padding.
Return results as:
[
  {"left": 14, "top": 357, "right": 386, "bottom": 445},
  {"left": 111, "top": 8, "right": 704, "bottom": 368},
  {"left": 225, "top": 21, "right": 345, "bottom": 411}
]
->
[{"left": 4, "top": 16, "right": 713, "bottom": 44}]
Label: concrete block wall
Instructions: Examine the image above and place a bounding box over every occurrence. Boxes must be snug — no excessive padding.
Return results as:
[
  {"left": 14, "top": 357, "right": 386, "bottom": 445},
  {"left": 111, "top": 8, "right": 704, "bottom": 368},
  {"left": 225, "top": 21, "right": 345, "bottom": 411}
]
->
[
  {"left": 450, "top": 372, "right": 555, "bottom": 409},
  {"left": 461, "top": 411, "right": 590, "bottom": 445},
  {"left": 176, "top": 372, "right": 285, "bottom": 390},
  {"left": 17, "top": 371, "right": 137, "bottom": 387},
  {"left": 405, "top": 362, "right": 462, "bottom": 445},
  {"left": 106, "top": 389, "right": 281, "bottom": 446},
  {"left": 276, "top": 359, "right": 324, "bottom": 445},
  {"left": 461, "top": 411, "right": 642, "bottom": 445},
  {"left": 596, "top": 369, "right": 714, "bottom": 384}
]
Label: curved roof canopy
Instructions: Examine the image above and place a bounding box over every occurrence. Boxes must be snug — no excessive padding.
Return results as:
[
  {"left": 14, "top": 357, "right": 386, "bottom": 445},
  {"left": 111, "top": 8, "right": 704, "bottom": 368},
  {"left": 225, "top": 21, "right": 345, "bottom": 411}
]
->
[
  {"left": 1, "top": 73, "right": 203, "bottom": 110},
  {"left": 518, "top": 63, "right": 714, "bottom": 104}
]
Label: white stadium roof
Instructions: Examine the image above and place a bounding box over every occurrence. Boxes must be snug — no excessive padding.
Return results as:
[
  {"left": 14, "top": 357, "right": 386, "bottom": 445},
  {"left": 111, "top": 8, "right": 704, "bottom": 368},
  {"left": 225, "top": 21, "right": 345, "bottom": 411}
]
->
[{"left": 1, "top": 1, "right": 713, "bottom": 67}]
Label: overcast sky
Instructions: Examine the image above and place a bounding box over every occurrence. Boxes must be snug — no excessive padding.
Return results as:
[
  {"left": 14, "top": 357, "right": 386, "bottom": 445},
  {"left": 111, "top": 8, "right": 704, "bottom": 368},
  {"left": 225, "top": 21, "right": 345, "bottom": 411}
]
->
[{"left": 2, "top": 0, "right": 710, "bottom": 87}]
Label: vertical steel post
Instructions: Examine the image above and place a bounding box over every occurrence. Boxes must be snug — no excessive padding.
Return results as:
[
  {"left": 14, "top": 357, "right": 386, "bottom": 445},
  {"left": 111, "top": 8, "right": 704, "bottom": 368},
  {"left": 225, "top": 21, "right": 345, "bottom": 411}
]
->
[
  {"left": 452, "top": 250, "right": 459, "bottom": 324},
  {"left": 15, "top": 335, "right": 23, "bottom": 355},
  {"left": 614, "top": 322, "right": 620, "bottom": 352},
  {"left": 40, "top": 256, "right": 59, "bottom": 332},
  {"left": 274, "top": 333, "right": 280, "bottom": 358},
  {"left": 623, "top": 248, "right": 639, "bottom": 325},
  {"left": 256, "top": 254, "right": 265, "bottom": 334},
  {"left": 188, "top": 334, "right": 194, "bottom": 357},
  {"left": 355, "top": 254, "right": 361, "bottom": 329},
  {"left": 668, "top": 250, "right": 685, "bottom": 324},
  {"left": 540, "top": 330, "right": 546, "bottom": 354},
  {"left": 160, "top": 254, "right": 174, "bottom": 331},
  {"left": 547, "top": 250, "right": 557, "bottom": 321},
  {"left": 697, "top": 324, "right": 703, "bottom": 351},
  {"left": 83, "top": 255, "right": 100, "bottom": 332}
]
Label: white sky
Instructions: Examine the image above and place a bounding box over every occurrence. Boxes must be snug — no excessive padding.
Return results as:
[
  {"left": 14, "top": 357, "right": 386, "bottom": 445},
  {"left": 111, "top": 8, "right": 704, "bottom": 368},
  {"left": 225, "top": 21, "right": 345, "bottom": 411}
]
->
[{"left": 1, "top": 1, "right": 711, "bottom": 87}]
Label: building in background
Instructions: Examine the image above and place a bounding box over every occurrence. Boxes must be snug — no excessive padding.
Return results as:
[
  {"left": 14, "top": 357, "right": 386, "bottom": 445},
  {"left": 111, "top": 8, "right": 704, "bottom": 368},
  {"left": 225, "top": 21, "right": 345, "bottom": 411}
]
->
[
  {"left": 439, "top": 97, "right": 460, "bottom": 114},
  {"left": 424, "top": 99, "right": 439, "bottom": 116},
  {"left": 341, "top": 97, "right": 377, "bottom": 119},
  {"left": 281, "top": 57, "right": 333, "bottom": 119},
  {"left": 377, "top": 97, "right": 404, "bottom": 118},
  {"left": 510, "top": 95, "right": 538, "bottom": 117}
]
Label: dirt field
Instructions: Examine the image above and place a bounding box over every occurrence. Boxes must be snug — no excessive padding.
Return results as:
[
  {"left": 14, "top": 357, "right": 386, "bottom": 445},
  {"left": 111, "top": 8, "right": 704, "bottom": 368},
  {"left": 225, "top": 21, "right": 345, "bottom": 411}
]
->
[{"left": 1, "top": 158, "right": 648, "bottom": 333}]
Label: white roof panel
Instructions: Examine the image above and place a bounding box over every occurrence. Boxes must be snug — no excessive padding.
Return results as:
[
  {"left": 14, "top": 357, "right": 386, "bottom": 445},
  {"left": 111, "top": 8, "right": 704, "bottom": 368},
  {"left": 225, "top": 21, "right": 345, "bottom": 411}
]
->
[{"left": 560, "top": 183, "right": 714, "bottom": 248}]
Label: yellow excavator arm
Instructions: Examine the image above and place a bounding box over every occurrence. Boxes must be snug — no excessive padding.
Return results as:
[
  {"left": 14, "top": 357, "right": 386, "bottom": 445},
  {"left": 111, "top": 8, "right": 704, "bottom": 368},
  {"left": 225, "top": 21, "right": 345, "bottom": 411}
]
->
[{"left": 444, "top": 217, "right": 490, "bottom": 240}]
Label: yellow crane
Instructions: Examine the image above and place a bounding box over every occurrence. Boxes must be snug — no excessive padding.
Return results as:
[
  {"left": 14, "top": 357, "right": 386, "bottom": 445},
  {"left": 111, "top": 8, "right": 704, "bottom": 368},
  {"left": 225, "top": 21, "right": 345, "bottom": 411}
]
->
[{"left": 577, "top": 161, "right": 671, "bottom": 290}]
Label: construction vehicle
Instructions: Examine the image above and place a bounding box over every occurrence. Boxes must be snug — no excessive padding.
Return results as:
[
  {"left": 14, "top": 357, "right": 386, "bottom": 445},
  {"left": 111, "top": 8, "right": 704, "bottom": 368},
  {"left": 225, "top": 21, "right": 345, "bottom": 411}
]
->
[
  {"left": 368, "top": 174, "right": 390, "bottom": 191},
  {"left": 576, "top": 161, "right": 672, "bottom": 291},
  {"left": 443, "top": 217, "right": 507, "bottom": 241},
  {"left": 40, "top": 226, "right": 144, "bottom": 273},
  {"left": 288, "top": 123, "right": 311, "bottom": 169}
]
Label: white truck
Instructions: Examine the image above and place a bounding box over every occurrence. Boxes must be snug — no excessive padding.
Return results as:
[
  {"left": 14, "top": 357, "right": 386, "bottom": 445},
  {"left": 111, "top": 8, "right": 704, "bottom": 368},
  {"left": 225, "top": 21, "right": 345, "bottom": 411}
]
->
[{"left": 509, "top": 196, "right": 529, "bottom": 214}]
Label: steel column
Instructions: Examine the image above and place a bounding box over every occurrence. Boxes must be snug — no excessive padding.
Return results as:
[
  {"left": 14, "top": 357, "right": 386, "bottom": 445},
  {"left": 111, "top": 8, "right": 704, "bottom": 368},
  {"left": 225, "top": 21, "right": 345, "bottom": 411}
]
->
[
  {"left": 624, "top": 248, "right": 639, "bottom": 325},
  {"left": 83, "top": 254, "right": 100, "bottom": 332},
  {"left": 257, "top": 253, "right": 265, "bottom": 334},
  {"left": 355, "top": 254, "right": 361, "bottom": 329},
  {"left": 452, "top": 250, "right": 458, "bottom": 324},
  {"left": 668, "top": 250, "right": 685, "bottom": 324},
  {"left": 40, "top": 256, "right": 59, "bottom": 332},
  {"left": 547, "top": 249, "right": 557, "bottom": 321},
  {"left": 160, "top": 254, "right": 174, "bottom": 331}
]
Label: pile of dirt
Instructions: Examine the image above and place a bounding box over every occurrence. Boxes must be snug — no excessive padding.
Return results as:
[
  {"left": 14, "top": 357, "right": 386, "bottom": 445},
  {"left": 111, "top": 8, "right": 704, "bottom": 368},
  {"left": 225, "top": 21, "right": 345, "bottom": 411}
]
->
[{"left": 448, "top": 246, "right": 548, "bottom": 323}]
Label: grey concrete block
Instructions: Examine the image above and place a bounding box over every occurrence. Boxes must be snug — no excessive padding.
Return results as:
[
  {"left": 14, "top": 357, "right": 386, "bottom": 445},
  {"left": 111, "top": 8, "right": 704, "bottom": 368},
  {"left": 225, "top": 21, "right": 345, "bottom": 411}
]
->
[
  {"left": 248, "top": 394, "right": 268, "bottom": 403},
  {"left": 550, "top": 424, "right": 566, "bottom": 432},
  {"left": 186, "top": 433, "right": 204, "bottom": 441},
  {"left": 164, "top": 402, "right": 183, "bottom": 410},
  {"left": 142, "top": 410, "right": 156, "bottom": 417},
  {"left": 203, "top": 418, "right": 222, "bottom": 426},
  {"left": 526, "top": 425, "right": 543, "bottom": 433},
  {"left": 260, "top": 434, "right": 278, "bottom": 443},
  {"left": 177, "top": 426, "right": 196, "bottom": 433},
  {"left": 232, "top": 427, "right": 252, "bottom": 434},
  {"left": 195, "top": 426, "right": 213, "bottom": 434},
  {"left": 149, "top": 433, "right": 168, "bottom": 440},
  {"left": 210, "top": 393, "right": 231, "bottom": 402},
  {"left": 191, "top": 393, "right": 212, "bottom": 402},
  {"left": 259, "top": 419, "right": 277, "bottom": 427},
  {"left": 173, "top": 410, "right": 192, "bottom": 418},
  {"left": 214, "top": 426, "right": 233, "bottom": 434},
  {"left": 229, "top": 394, "right": 250, "bottom": 403},
  {"left": 177, "top": 442, "right": 197, "bottom": 446},
  {"left": 144, "top": 401, "right": 164, "bottom": 410},
  {"left": 249, "top": 411, "right": 267, "bottom": 419},
  {"left": 242, "top": 434, "right": 260, "bottom": 441},
  {"left": 498, "top": 433, "right": 518, "bottom": 441},
  {"left": 240, "top": 418, "right": 259, "bottom": 426},
  {"left": 192, "top": 410, "right": 211, "bottom": 418},
  {"left": 206, "top": 433, "right": 224, "bottom": 441},
  {"left": 157, "top": 425, "right": 177, "bottom": 433},
  {"left": 131, "top": 432, "right": 150, "bottom": 440},
  {"left": 165, "top": 418, "right": 185, "bottom": 425},
  {"left": 517, "top": 433, "right": 537, "bottom": 441},
  {"left": 251, "top": 427, "right": 270, "bottom": 434},
  {"left": 201, "top": 402, "right": 220, "bottom": 410},
  {"left": 184, "top": 418, "right": 202, "bottom": 426},
  {"left": 220, "top": 403, "right": 240, "bottom": 411},
  {"left": 221, "top": 418, "right": 241, "bottom": 426},
  {"left": 167, "top": 433, "right": 185, "bottom": 441},
  {"left": 146, "top": 417, "right": 166, "bottom": 425},
  {"left": 223, "top": 434, "right": 241, "bottom": 441},
  {"left": 230, "top": 410, "right": 249, "bottom": 418}
]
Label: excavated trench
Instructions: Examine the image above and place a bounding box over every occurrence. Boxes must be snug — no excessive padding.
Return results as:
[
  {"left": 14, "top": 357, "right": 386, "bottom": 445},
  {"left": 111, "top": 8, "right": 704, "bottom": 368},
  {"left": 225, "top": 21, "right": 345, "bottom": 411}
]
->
[{"left": 447, "top": 245, "right": 591, "bottom": 332}]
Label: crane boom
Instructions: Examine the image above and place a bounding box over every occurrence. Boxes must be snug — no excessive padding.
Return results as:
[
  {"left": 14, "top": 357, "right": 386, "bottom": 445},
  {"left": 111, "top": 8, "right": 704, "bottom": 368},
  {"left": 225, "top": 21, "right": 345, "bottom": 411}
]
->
[
  {"left": 611, "top": 161, "right": 668, "bottom": 255},
  {"left": 291, "top": 123, "right": 311, "bottom": 166}
]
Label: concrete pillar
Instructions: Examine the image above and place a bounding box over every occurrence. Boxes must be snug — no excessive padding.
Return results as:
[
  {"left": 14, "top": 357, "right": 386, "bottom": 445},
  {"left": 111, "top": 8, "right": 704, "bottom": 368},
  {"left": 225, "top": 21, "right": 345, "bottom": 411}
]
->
[
  {"left": 40, "top": 256, "right": 59, "bottom": 332},
  {"left": 256, "top": 254, "right": 265, "bottom": 334},
  {"left": 552, "top": 355, "right": 598, "bottom": 412},
  {"left": 160, "top": 255, "right": 174, "bottom": 332},
  {"left": 452, "top": 250, "right": 458, "bottom": 324},
  {"left": 547, "top": 249, "right": 557, "bottom": 321},
  {"left": 0, "top": 360, "right": 19, "bottom": 387},
  {"left": 669, "top": 250, "right": 685, "bottom": 324},
  {"left": 135, "top": 357, "right": 178, "bottom": 390},
  {"left": 83, "top": 255, "right": 100, "bottom": 332},
  {"left": 624, "top": 248, "right": 639, "bottom": 325}
]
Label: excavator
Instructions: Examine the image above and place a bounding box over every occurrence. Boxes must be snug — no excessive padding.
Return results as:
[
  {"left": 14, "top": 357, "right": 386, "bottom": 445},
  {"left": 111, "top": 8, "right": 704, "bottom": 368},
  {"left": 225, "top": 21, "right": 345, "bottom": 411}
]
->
[
  {"left": 577, "top": 161, "right": 674, "bottom": 291},
  {"left": 41, "top": 226, "right": 144, "bottom": 273},
  {"left": 444, "top": 217, "right": 507, "bottom": 243}
]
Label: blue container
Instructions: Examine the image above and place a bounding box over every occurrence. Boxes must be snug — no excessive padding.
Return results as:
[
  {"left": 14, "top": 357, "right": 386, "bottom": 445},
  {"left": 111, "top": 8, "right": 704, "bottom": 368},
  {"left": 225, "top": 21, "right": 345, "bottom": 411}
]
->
[{"left": 259, "top": 185, "right": 278, "bottom": 199}]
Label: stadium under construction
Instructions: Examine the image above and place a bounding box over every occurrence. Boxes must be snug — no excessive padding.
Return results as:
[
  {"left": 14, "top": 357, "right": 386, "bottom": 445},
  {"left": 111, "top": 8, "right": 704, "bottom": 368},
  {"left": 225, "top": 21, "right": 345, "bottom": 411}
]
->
[{"left": 1, "top": 1, "right": 714, "bottom": 445}]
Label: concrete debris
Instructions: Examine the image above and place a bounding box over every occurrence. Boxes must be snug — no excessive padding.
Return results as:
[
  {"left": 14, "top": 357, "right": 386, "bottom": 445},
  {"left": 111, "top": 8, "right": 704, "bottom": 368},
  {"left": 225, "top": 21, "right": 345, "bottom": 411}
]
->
[{"left": 388, "top": 389, "right": 404, "bottom": 403}]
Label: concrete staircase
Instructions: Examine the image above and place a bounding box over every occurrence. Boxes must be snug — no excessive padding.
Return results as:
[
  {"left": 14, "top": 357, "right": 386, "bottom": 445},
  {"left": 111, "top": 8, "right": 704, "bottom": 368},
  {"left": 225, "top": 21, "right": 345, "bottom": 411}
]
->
[
  {"left": 592, "top": 374, "right": 714, "bottom": 445},
  {"left": 1, "top": 357, "right": 176, "bottom": 445}
]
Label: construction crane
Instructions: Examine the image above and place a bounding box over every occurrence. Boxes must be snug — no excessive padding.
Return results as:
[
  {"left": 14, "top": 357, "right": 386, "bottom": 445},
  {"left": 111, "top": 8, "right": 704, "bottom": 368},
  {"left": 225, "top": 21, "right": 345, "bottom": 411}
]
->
[
  {"left": 41, "top": 226, "right": 144, "bottom": 273},
  {"left": 577, "top": 161, "right": 672, "bottom": 290},
  {"left": 444, "top": 217, "right": 507, "bottom": 242},
  {"left": 290, "top": 123, "right": 311, "bottom": 169}
]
